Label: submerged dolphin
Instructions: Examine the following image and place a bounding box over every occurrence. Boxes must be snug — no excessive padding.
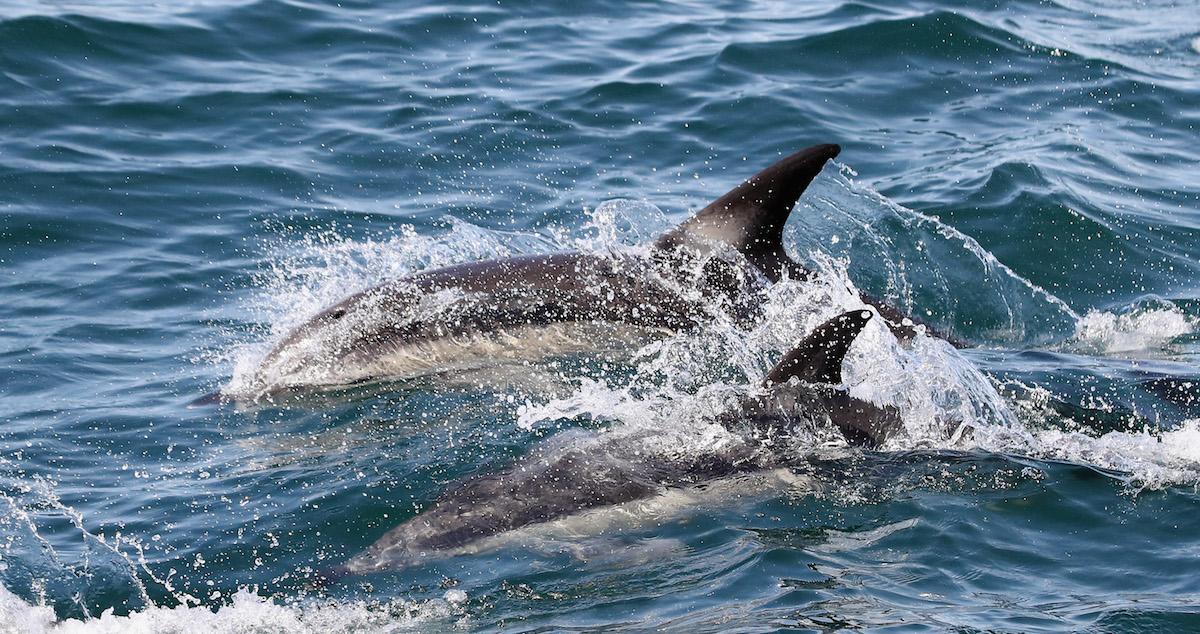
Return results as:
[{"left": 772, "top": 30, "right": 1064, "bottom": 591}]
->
[
  {"left": 235, "top": 145, "right": 937, "bottom": 400},
  {"left": 336, "top": 310, "right": 900, "bottom": 576}
]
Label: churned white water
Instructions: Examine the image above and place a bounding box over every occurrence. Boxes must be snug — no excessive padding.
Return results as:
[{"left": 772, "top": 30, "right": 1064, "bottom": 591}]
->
[
  {"left": 0, "top": 585, "right": 465, "bottom": 634},
  {"left": 1071, "top": 303, "right": 1196, "bottom": 357}
]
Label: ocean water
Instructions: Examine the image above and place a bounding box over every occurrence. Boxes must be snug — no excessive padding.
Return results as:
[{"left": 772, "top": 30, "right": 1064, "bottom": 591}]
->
[{"left": 2, "top": 0, "right": 1199, "bottom": 631}]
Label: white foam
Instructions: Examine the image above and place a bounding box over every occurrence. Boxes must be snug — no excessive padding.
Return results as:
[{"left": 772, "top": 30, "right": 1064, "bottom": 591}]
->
[
  {"left": 516, "top": 253, "right": 1016, "bottom": 461},
  {"left": 970, "top": 419, "right": 1200, "bottom": 492},
  {"left": 1070, "top": 303, "right": 1196, "bottom": 357},
  {"left": 0, "top": 585, "right": 462, "bottom": 634}
]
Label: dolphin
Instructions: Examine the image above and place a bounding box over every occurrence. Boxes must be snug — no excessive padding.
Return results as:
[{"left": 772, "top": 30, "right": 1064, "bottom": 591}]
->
[
  {"left": 233, "top": 145, "right": 940, "bottom": 400},
  {"left": 334, "top": 310, "right": 900, "bottom": 576}
]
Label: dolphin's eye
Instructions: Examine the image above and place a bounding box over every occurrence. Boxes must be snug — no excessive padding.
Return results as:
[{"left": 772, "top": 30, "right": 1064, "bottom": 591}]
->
[{"left": 329, "top": 309, "right": 347, "bottom": 320}]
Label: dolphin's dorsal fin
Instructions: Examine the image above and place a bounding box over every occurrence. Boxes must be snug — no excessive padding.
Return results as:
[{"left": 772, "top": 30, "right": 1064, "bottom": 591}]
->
[
  {"left": 764, "top": 310, "right": 872, "bottom": 386},
  {"left": 655, "top": 144, "right": 840, "bottom": 279}
]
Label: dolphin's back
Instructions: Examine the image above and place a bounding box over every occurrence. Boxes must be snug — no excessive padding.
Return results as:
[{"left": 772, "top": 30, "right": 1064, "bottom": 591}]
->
[{"left": 387, "top": 252, "right": 696, "bottom": 331}]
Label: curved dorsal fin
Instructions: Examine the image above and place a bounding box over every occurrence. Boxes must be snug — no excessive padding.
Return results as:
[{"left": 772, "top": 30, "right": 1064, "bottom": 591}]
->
[
  {"left": 655, "top": 144, "right": 840, "bottom": 279},
  {"left": 764, "top": 310, "right": 872, "bottom": 386}
]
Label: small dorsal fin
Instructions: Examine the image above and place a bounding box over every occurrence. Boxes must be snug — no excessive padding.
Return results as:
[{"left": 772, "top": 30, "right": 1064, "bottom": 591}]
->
[
  {"left": 655, "top": 144, "right": 840, "bottom": 279},
  {"left": 764, "top": 310, "right": 872, "bottom": 386}
]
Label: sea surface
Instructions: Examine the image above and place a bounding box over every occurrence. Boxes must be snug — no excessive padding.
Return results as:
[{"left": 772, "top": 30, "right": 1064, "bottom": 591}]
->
[{"left": 2, "top": 0, "right": 1199, "bottom": 631}]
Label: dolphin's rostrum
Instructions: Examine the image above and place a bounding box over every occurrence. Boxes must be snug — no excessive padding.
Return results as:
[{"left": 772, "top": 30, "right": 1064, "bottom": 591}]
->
[
  {"left": 234, "top": 144, "right": 942, "bottom": 400},
  {"left": 334, "top": 309, "right": 900, "bottom": 576}
]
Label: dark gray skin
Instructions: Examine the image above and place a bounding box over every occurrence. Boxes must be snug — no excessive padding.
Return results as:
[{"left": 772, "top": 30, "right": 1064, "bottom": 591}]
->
[
  {"left": 277, "top": 253, "right": 694, "bottom": 360},
  {"left": 334, "top": 310, "right": 901, "bottom": 577},
  {"left": 234, "top": 145, "right": 953, "bottom": 400}
]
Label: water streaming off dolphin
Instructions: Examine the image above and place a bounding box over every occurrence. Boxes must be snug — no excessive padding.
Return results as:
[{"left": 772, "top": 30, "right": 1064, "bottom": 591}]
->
[{"left": 2, "top": 1, "right": 1199, "bottom": 631}]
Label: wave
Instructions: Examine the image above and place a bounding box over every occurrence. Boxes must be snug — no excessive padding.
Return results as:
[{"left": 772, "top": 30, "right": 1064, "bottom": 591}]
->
[
  {"left": 0, "top": 585, "right": 465, "bottom": 634},
  {"left": 1069, "top": 300, "right": 1197, "bottom": 358},
  {"left": 717, "top": 11, "right": 1029, "bottom": 72}
]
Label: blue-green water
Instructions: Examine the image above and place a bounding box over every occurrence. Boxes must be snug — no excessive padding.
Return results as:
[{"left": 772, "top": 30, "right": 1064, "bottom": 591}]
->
[{"left": 2, "top": 0, "right": 1200, "bottom": 631}]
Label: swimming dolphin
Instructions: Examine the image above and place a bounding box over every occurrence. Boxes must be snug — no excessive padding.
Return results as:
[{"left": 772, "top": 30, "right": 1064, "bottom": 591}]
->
[
  {"left": 234, "top": 145, "right": 938, "bottom": 400},
  {"left": 334, "top": 310, "right": 900, "bottom": 576}
]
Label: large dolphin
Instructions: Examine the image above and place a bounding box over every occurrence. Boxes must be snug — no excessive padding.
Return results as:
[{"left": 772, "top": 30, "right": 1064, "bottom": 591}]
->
[
  {"left": 335, "top": 310, "right": 900, "bottom": 576},
  {"left": 234, "top": 145, "right": 938, "bottom": 400}
]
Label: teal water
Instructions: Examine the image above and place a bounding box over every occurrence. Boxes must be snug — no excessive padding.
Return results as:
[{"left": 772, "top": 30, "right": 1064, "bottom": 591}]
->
[{"left": 2, "top": 0, "right": 1200, "bottom": 631}]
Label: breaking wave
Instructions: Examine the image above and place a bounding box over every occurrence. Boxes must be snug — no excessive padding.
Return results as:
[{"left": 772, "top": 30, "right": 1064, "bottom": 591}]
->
[
  {"left": 1069, "top": 300, "right": 1197, "bottom": 358},
  {"left": 0, "top": 585, "right": 467, "bottom": 634}
]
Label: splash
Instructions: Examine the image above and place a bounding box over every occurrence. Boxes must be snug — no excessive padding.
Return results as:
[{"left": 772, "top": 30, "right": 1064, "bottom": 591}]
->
[
  {"left": 801, "top": 166, "right": 1083, "bottom": 344},
  {"left": 0, "top": 469, "right": 164, "bottom": 620},
  {"left": 221, "top": 201, "right": 673, "bottom": 398},
  {"left": 967, "top": 416, "right": 1200, "bottom": 492},
  {"left": 516, "top": 252, "right": 1017, "bottom": 461},
  {"left": 513, "top": 206, "right": 1200, "bottom": 490},
  {"left": 220, "top": 190, "right": 1200, "bottom": 491},
  {"left": 1069, "top": 300, "right": 1197, "bottom": 358},
  {"left": 0, "top": 585, "right": 465, "bottom": 634},
  {"left": 222, "top": 218, "right": 562, "bottom": 396}
]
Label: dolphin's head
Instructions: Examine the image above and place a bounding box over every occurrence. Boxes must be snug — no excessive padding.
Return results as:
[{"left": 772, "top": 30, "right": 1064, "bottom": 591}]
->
[{"left": 238, "top": 287, "right": 416, "bottom": 398}]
